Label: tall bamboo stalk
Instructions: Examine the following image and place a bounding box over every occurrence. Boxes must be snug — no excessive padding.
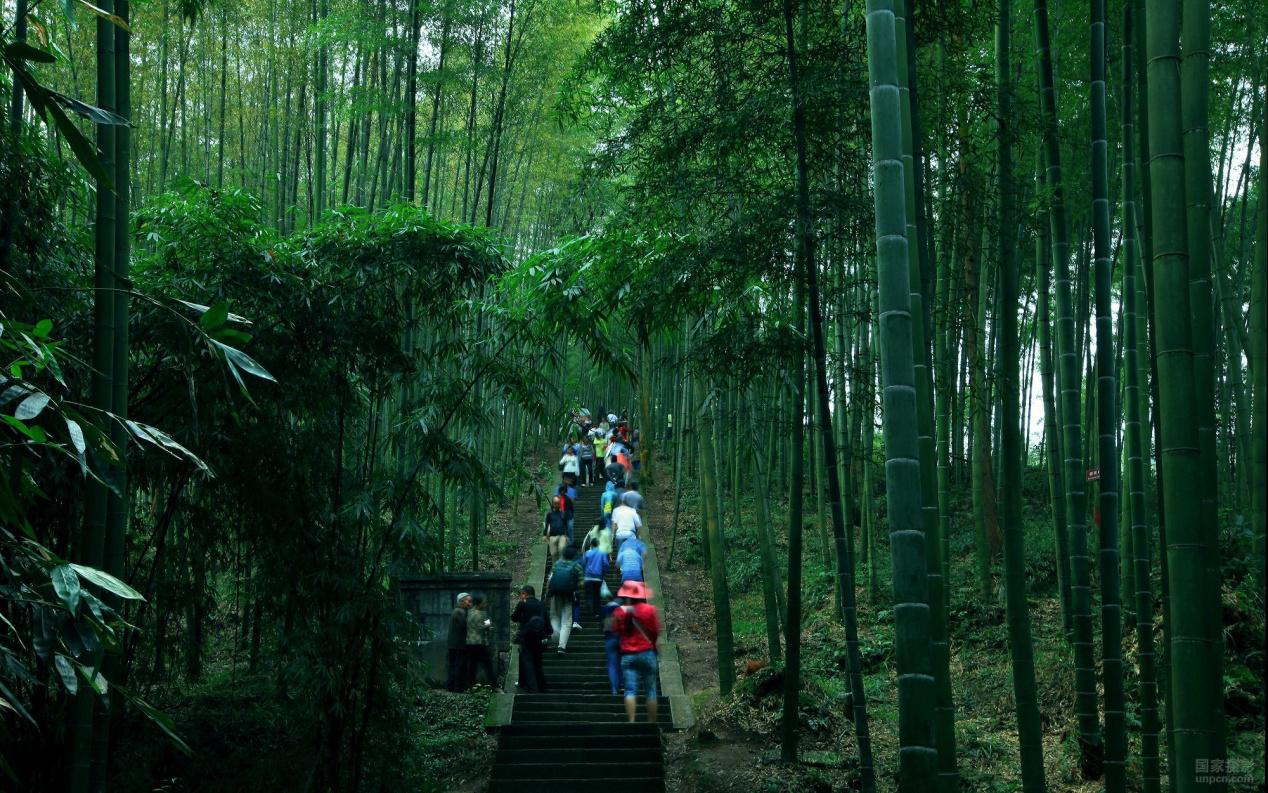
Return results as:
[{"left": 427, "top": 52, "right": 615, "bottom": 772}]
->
[
  {"left": 997, "top": 1, "right": 1045, "bottom": 786},
  {"left": 1034, "top": 0, "right": 1102, "bottom": 773},
  {"left": 1144, "top": 0, "right": 1215, "bottom": 787},
  {"left": 864, "top": 1, "right": 938, "bottom": 785},
  {"left": 1090, "top": 0, "right": 1126, "bottom": 784}
]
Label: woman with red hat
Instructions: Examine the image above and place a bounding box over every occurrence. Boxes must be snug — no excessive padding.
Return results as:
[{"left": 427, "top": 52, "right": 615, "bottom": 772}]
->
[{"left": 612, "top": 581, "right": 661, "bottom": 723}]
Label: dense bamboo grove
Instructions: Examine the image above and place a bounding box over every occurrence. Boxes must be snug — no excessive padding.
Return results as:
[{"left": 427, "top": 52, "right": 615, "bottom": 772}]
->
[{"left": 1, "top": 0, "right": 1264, "bottom": 790}]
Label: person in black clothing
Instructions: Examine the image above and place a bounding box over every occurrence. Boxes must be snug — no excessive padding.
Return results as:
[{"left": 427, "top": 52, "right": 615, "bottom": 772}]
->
[
  {"left": 604, "top": 456, "right": 626, "bottom": 487},
  {"left": 512, "top": 586, "right": 550, "bottom": 693},
  {"left": 445, "top": 592, "right": 472, "bottom": 691}
]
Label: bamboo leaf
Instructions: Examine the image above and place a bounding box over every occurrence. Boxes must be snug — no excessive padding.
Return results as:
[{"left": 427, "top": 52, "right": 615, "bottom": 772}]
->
[
  {"left": 46, "top": 90, "right": 131, "bottom": 126},
  {"left": 199, "top": 301, "right": 229, "bottom": 331},
  {"left": 64, "top": 418, "right": 86, "bottom": 453},
  {"left": 209, "top": 339, "right": 276, "bottom": 382},
  {"left": 50, "top": 564, "right": 81, "bottom": 611},
  {"left": 4, "top": 42, "right": 56, "bottom": 63},
  {"left": 53, "top": 655, "right": 78, "bottom": 695},
  {"left": 15, "top": 392, "right": 50, "bottom": 420},
  {"left": 69, "top": 564, "right": 145, "bottom": 601},
  {"left": 72, "top": 0, "right": 131, "bottom": 30}
]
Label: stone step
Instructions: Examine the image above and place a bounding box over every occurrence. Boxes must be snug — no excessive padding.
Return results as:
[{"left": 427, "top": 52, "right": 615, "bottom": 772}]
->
[
  {"left": 487, "top": 777, "right": 664, "bottom": 793},
  {"left": 508, "top": 709, "right": 672, "bottom": 724},
  {"left": 499, "top": 723, "right": 660, "bottom": 738},
  {"left": 494, "top": 747, "right": 661, "bottom": 764},
  {"left": 490, "top": 761, "right": 663, "bottom": 781}
]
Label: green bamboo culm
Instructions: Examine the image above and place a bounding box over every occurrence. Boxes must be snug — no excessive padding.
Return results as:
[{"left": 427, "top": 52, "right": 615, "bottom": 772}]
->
[
  {"left": 1254, "top": 98, "right": 1267, "bottom": 595},
  {"left": 1035, "top": 154, "right": 1072, "bottom": 639},
  {"left": 1120, "top": 4, "right": 1161, "bottom": 790},
  {"left": 1035, "top": 168, "right": 1072, "bottom": 640},
  {"left": 864, "top": 1, "right": 938, "bottom": 787},
  {"left": 893, "top": 3, "right": 957, "bottom": 785},
  {"left": 995, "top": 0, "right": 1045, "bottom": 786},
  {"left": 1089, "top": 0, "right": 1126, "bottom": 785},
  {"left": 69, "top": 3, "right": 119, "bottom": 789},
  {"left": 1179, "top": 0, "right": 1226, "bottom": 772},
  {"left": 94, "top": 0, "right": 132, "bottom": 782},
  {"left": 1144, "top": 0, "right": 1215, "bottom": 788},
  {"left": 780, "top": 280, "right": 808, "bottom": 762},
  {"left": 1034, "top": 0, "right": 1102, "bottom": 775},
  {"left": 693, "top": 376, "right": 735, "bottom": 696}
]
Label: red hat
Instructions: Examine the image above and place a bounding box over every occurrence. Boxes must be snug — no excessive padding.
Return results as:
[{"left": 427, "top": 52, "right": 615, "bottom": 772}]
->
[{"left": 617, "top": 581, "right": 651, "bottom": 600}]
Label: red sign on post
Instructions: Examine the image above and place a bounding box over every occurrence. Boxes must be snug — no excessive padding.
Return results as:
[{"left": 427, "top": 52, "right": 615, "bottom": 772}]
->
[{"left": 1086, "top": 468, "right": 1100, "bottom": 482}]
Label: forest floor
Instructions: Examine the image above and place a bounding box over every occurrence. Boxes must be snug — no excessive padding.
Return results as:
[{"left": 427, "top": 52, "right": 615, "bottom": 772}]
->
[{"left": 634, "top": 448, "right": 1266, "bottom": 793}]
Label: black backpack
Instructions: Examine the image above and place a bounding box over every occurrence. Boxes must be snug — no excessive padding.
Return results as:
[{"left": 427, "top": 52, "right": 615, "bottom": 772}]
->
[{"left": 547, "top": 560, "right": 577, "bottom": 595}]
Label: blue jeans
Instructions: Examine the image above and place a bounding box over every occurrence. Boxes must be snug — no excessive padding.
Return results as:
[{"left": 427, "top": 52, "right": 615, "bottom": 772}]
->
[
  {"left": 620, "top": 650, "right": 658, "bottom": 701},
  {"left": 605, "top": 633, "right": 621, "bottom": 695}
]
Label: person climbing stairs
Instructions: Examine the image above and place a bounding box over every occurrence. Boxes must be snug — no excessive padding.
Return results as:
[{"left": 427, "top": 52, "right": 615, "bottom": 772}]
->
[{"left": 486, "top": 477, "right": 680, "bottom": 792}]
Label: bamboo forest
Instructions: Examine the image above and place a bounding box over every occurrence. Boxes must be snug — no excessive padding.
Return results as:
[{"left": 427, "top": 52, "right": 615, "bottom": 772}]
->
[{"left": 0, "top": 0, "right": 1264, "bottom": 789}]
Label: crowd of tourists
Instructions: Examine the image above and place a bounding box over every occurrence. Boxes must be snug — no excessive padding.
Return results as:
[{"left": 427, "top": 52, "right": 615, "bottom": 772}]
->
[{"left": 445, "top": 407, "right": 662, "bottom": 723}]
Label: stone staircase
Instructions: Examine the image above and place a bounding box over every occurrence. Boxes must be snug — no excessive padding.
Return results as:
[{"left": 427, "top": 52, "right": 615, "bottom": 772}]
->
[{"left": 485, "top": 477, "right": 686, "bottom": 792}]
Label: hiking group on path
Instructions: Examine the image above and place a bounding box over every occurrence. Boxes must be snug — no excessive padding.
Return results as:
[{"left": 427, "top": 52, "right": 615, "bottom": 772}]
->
[{"left": 445, "top": 407, "right": 663, "bottom": 723}]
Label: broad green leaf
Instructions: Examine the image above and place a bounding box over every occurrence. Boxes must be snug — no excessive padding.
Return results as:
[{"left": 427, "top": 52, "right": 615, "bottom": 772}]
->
[
  {"left": 210, "top": 339, "right": 276, "bottom": 382},
  {"left": 70, "top": 563, "right": 145, "bottom": 601},
  {"left": 123, "top": 420, "right": 210, "bottom": 472},
  {"left": 75, "top": 663, "right": 108, "bottom": 695},
  {"left": 6, "top": 59, "right": 114, "bottom": 187},
  {"left": 54, "top": 655, "right": 78, "bottom": 695},
  {"left": 47, "top": 90, "right": 131, "bottom": 126},
  {"left": 15, "top": 392, "right": 50, "bottom": 420},
  {"left": 0, "top": 384, "right": 33, "bottom": 405},
  {"left": 4, "top": 42, "right": 56, "bottom": 63},
  {"left": 50, "top": 564, "right": 81, "bottom": 612},
  {"left": 199, "top": 301, "right": 229, "bottom": 331},
  {"left": 64, "top": 418, "right": 86, "bottom": 453},
  {"left": 32, "top": 319, "right": 54, "bottom": 338}
]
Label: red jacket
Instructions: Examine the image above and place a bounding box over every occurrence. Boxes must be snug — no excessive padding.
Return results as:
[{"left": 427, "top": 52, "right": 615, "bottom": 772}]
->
[{"left": 612, "top": 603, "right": 660, "bottom": 654}]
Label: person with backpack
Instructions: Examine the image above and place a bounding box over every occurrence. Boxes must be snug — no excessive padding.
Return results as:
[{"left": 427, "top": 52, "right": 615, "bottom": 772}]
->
[
  {"left": 577, "top": 435, "right": 596, "bottom": 485},
  {"left": 546, "top": 546, "right": 583, "bottom": 653},
  {"left": 612, "top": 581, "right": 661, "bottom": 723},
  {"left": 465, "top": 593, "right": 499, "bottom": 691},
  {"left": 445, "top": 592, "right": 472, "bottom": 692},
  {"left": 599, "top": 481, "right": 620, "bottom": 529},
  {"left": 512, "top": 585, "right": 549, "bottom": 693},
  {"left": 543, "top": 497, "right": 569, "bottom": 561},
  {"left": 604, "top": 455, "right": 626, "bottom": 487},
  {"left": 582, "top": 544, "right": 610, "bottom": 618}
]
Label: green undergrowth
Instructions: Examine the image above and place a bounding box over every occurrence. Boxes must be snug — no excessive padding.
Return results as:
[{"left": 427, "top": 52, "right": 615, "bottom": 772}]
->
[
  {"left": 111, "top": 674, "right": 494, "bottom": 793},
  {"left": 668, "top": 455, "right": 1266, "bottom": 790}
]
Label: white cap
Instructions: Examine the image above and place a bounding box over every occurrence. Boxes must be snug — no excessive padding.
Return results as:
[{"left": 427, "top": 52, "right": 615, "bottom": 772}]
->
[{"left": 456, "top": 592, "right": 471, "bottom": 605}]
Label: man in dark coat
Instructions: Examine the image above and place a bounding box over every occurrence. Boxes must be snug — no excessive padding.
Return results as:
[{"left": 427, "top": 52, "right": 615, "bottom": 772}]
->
[
  {"left": 445, "top": 592, "right": 472, "bottom": 691},
  {"left": 512, "top": 585, "right": 550, "bottom": 693}
]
